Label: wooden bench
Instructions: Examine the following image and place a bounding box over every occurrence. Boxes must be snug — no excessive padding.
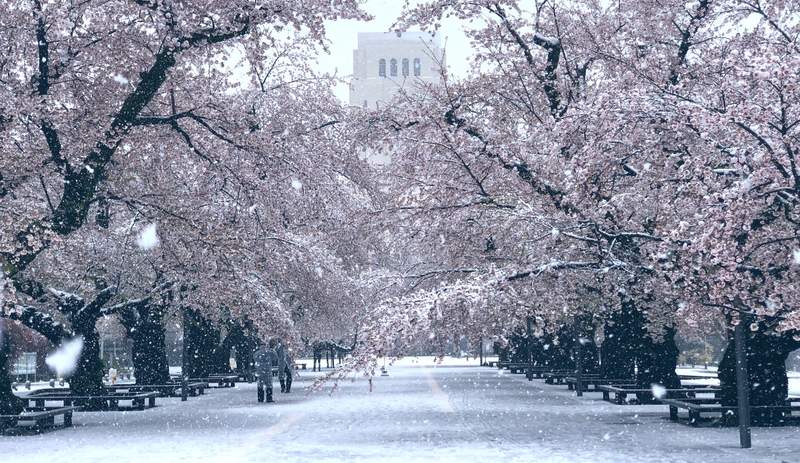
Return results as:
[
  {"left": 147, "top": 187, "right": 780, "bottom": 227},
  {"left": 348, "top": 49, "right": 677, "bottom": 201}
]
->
[
  {"left": 597, "top": 384, "right": 720, "bottom": 405},
  {"left": 565, "top": 377, "right": 634, "bottom": 392},
  {"left": 677, "top": 373, "right": 718, "bottom": 380},
  {"left": 497, "top": 363, "right": 564, "bottom": 375},
  {"left": 543, "top": 371, "right": 574, "bottom": 384},
  {"left": 485, "top": 360, "right": 498, "bottom": 368},
  {"left": 23, "top": 390, "right": 158, "bottom": 411},
  {"left": 659, "top": 397, "right": 800, "bottom": 426},
  {"left": 294, "top": 363, "right": 307, "bottom": 370},
  {"left": 185, "top": 375, "right": 238, "bottom": 388},
  {"left": 106, "top": 382, "right": 207, "bottom": 398},
  {"left": 0, "top": 406, "right": 81, "bottom": 434},
  {"left": 544, "top": 372, "right": 599, "bottom": 385}
]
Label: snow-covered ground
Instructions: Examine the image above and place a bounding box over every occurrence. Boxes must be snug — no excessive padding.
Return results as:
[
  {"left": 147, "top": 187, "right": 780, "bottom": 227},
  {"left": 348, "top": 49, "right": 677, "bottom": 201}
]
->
[{"left": 2, "top": 357, "right": 800, "bottom": 463}]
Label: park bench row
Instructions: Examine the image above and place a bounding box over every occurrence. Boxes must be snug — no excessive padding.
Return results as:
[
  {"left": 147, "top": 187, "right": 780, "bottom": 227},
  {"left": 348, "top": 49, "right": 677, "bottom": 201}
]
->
[
  {"left": 525, "top": 367, "right": 800, "bottom": 426},
  {"left": 2, "top": 376, "right": 225, "bottom": 434},
  {"left": 660, "top": 396, "right": 800, "bottom": 426}
]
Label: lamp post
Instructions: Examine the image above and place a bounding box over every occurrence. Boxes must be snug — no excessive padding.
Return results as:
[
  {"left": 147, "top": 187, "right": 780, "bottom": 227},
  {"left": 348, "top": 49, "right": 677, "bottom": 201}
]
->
[
  {"left": 575, "top": 338, "right": 584, "bottom": 397},
  {"left": 526, "top": 317, "right": 534, "bottom": 381},
  {"left": 734, "top": 317, "right": 751, "bottom": 449}
]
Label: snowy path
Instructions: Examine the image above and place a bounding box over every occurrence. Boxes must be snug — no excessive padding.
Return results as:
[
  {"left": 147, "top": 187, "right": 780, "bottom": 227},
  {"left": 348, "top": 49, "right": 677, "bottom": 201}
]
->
[{"left": 2, "top": 359, "right": 800, "bottom": 463}]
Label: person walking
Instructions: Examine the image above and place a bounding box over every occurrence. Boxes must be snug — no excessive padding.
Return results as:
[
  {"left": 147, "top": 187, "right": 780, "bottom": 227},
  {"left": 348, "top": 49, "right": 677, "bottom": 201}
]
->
[
  {"left": 276, "top": 340, "right": 294, "bottom": 393},
  {"left": 254, "top": 339, "right": 279, "bottom": 403}
]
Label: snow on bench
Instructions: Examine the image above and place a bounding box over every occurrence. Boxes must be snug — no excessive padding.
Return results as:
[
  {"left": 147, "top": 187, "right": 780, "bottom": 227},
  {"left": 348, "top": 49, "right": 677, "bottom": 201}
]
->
[
  {"left": 23, "top": 390, "right": 159, "bottom": 411},
  {"left": 106, "top": 382, "right": 207, "bottom": 398},
  {"left": 0, "top": 406, "right": 81, "bottom": 434},
  {"left": 597, "top": 384, "right": 720, "bottom": 405},
  {"left": 659, "top": 397, "right": 800, "bottom": 426},
  {"left": 564, "top": 377, "right": 635, "bottom": 392}
]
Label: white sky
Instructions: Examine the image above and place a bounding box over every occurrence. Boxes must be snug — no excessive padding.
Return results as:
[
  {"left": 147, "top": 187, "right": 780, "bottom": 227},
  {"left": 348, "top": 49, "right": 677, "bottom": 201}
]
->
[{"left": 318, "top": 0, "right": 473, "bottom": 102}]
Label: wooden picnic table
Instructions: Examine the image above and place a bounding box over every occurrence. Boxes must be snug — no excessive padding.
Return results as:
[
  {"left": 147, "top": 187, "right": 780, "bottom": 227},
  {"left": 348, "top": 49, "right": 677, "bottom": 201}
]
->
[
  {"left": 564, "top": 377, "right": 633, "bottom": 392},
  {"left": 0, "top": 406, "right": 81, "bottom": 434},
  {"left": 185, "top": 375, "right": 238, "bottom": 388},
  {"left": 22, "top": 390, "right": 158, "bottom": 411},
  {"left": 497, "top": 363, "right": 566, "bottom": 375},
  {"left": 106, "top": 382, "right": 207, "bottom": 398},
  {"left": 659, "top": 397, "right": 800, "bottom": 426},
  {"left": 544, "top": 371, "right": 600, "bottom": 385},
  {"left": 677, "top": 373, "right": 718, "bottom": 380},
  {"left": 597, "top": 384, "right": 720, "bottom": 405}
]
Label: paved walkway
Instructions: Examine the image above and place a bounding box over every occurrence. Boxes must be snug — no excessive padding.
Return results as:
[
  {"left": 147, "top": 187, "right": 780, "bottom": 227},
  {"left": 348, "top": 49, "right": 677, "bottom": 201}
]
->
[{"left": 2, "top": 359, "right": 800, "bottom": 462}]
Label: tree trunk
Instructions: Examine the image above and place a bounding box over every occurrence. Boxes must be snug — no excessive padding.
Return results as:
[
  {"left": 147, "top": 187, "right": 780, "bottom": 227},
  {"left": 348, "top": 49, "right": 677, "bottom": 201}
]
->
[
  {"left": 0, "top": 321, "right": 25, "bottom": 414},
  {"left": 69, "top": 319, "right": 105, "bottom": 396},
  {"left": 636, "top": 327, "right": 681, "bottom": 388},
  {"left": 131, "top": 303, "right": 169, "bottom": 385},
  {"left": 183, "top": 309, "right": 220, "bottom": 378},
  {"left": 600, "top": 305, "right": 638, "bottom": 381},
  {"left": 718, "top": 327, "right": 800, "bottom": 424}
]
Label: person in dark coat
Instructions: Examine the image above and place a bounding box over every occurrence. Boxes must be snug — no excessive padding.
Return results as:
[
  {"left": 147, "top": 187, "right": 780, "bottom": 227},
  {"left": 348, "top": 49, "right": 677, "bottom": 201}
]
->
[
  {"left": 276, "top": 340, "right": 294, "bottom": 393},
  {"left": 254, "top": 339, "right": 279, "bottom": 403}
]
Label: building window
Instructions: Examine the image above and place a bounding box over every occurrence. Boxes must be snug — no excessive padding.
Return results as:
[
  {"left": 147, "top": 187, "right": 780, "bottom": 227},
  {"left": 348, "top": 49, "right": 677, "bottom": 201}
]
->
[
  {"left": 402, "top": 58, "right": 409, "bottom": 77},
  {"left": 413, "top": 58, "right": 421, "bottom": 76},
  {"left": 390, "top": 59, "right": 398, "bottom": 77},
  {"left": 379, "top": 59, "right": 386, "bottom": 77}
]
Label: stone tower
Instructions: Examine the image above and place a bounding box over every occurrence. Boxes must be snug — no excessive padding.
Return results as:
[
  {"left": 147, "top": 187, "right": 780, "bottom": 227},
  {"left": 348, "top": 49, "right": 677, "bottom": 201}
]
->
[{"left": 349, "top": 32, "right": 444, "bottom": 108}]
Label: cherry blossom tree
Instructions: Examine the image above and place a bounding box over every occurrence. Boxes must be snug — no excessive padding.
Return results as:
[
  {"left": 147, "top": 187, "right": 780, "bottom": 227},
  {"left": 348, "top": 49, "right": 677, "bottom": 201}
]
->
[{"left": 0, "top": 0, "right": 371, "bottom": 413}]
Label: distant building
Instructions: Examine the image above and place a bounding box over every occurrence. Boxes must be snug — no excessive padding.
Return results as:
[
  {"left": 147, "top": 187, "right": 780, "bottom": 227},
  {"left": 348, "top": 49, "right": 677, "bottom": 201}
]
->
[{"left": 349, "top": 32, "right": 445, "bottom": 108}]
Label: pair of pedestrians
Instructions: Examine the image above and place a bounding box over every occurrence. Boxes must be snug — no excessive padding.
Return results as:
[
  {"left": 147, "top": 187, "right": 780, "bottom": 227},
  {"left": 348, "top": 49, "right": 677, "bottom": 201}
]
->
[{"left": 254, "top": 339, "right": 294, "bottom": 403}]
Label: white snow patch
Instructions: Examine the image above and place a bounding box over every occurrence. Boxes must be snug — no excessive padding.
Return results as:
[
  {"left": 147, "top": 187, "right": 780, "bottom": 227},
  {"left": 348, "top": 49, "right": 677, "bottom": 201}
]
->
[
  {"left": 793, "top": 249, "right": 800, "bottom": 265},
  {"left": 112, "top": 74, "right": 129, "bottom": 85},
  {"left": 291, "top": 178, "right": 303, "bottom": 191},
  {"left": 46, "top": 337, "right": 84, "bottom": 377},
  {"left": 136, "top": 223, "right": 160, "bottom": 250}
]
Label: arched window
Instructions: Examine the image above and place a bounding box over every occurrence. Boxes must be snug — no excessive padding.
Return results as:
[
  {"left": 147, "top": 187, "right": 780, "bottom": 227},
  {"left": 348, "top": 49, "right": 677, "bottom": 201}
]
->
[
  {"left": 390, "top": 59, "right": 398, "bottom": 77},
  {"left": 378, "top": 59, "right": 386, "bottom": 77},
  {"left": 413, "top": 58, "right": 421, "bottom": 76},
  {"left": 402, "top": 58, "right": 410, "bottom": 77}
]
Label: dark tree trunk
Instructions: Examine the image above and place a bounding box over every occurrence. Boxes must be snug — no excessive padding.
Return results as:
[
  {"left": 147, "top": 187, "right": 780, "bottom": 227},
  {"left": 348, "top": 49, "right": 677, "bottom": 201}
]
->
[
  {"left": 637, "top": 327, "right": 681, "bottom": 389},
  {"left": 600, "top": 304, "right": 638, "bottom": 381},
  {"left": 550, "top": 329, "right": 576, "bottom": 371},
  {"left": 69, "top": 318, "right": 105, "bottom": 396},
  {"left": 718, "top": 327, "right": 800, "bottom": 424},
  {"left": 230, "top": 321, "right": 257, "bottom": 380},
  {"left": 600, "top": 301, "right": 679, "bottom": 393},
  {"left": 130, "top": 303, "right": 170, "bottom": 385},
  {"left": 183, "top": 309, "right": 220, "bottom": 378},
  {"left": 0, "top": 322, "right": 25, "bottom": 414},
  {"left": 571, "top": 318, "right": 600, "bottom": 374}
]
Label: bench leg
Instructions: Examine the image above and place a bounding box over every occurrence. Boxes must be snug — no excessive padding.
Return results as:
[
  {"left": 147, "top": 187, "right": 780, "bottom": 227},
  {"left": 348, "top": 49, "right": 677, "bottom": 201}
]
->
[
  {"left": 689, "top": 410, "right": 700, "bottom": 426},
  {"left": 669, "top": 406, "right": 678, "bottom": 422},
  {"left": 149, "top": 396, "right": 156, "bottom": 408},
  {"left": 34, "top": 415, "right": 55, "bottom": 432},
  {"left": 64, "top": 411, "right": 73, "bottom": 428},
  {"left": 617, "top": 393, "right": 626, "bottom": 405}
]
